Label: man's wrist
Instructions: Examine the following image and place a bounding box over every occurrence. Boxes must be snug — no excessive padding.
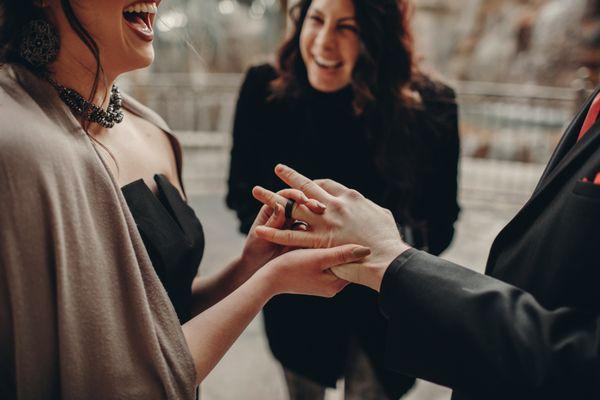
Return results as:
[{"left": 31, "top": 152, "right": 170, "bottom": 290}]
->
[
  {"left": 372, "top": 241, "right": 411, "bottom": 292},
  {"left": 377, "top": 247, "right": 420, "bottom": 319}
]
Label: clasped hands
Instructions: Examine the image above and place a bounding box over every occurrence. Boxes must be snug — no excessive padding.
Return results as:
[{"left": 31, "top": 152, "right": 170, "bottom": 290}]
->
[{"left": 252, "top": 164, "right": 411, "bottom": 292}]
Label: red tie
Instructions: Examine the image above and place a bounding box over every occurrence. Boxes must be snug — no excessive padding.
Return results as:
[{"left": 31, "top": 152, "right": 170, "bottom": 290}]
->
[
  {"left": 578, "top": 93, "right": 600, "bottom": 183},
  {"left": 577, "top": 93, "right": 600, "bottom": 141}
]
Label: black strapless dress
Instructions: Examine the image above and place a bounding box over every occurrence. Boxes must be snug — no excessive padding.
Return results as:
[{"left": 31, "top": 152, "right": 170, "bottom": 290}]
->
[{"left": 122, "top": 174, "right": 205, "bottom": 324}]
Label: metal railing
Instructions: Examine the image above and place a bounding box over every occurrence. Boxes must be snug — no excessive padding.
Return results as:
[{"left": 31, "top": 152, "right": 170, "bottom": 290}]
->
[
  {"left": 122, "top": 73, "right": 591, "bottom": 203},
  {"left": 454, "top": 81, "right": 588, "bottom": 203},
  {"left": 123, "top": 73, "right": 242, "bottom": 133}
]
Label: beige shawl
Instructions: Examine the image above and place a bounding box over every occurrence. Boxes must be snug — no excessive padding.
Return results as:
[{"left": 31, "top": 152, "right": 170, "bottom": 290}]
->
[{"left": 0, "top": 65, "right": 196, "bottom": 399}]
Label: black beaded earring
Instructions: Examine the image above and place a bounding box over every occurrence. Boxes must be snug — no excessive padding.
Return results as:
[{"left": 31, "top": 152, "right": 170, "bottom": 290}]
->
[{"left": 19, "top": 19, "right": 60, "bottom": 68}]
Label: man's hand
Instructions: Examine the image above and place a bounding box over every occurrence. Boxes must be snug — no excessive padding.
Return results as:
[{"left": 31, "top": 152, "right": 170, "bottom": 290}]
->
[{"left": 252, "top": 164, "right": 411, "bottom": 291}]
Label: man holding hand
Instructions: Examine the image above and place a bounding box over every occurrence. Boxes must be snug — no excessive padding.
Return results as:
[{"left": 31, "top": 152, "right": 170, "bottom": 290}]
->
[{"left": 252, "top": 86, "right": 600, "bottom": 399}]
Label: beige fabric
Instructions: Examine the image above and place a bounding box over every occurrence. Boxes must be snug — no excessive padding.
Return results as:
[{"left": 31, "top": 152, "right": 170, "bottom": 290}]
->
[{"left": 0, "top": 64, "right": 196, "bottom": 399}]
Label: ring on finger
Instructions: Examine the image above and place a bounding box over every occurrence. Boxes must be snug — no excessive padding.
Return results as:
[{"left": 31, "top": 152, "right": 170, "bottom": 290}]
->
[
  {"left": 291, "top": 220, "right": 309, "bottom": 231},
  {"left": 285, "top": 198, "right": 296, "bottom": 220}
]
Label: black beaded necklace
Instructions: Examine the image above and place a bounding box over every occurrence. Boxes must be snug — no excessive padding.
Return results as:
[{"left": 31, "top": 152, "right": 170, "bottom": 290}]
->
[{"left": 48, "top": 78, "right": 125, "bottom": 129}]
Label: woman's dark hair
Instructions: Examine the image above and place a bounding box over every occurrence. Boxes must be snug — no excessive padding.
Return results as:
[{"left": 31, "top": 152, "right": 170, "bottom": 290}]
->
[
  {"left": 272, "top": 0, "right": 431, "bottom": 221},
  {"left": 273, "top": 0, "right": 418, "bottom": 113},
  {"left": 0, "top": 0, "right": 104, "bottom": 127},
  {"left": 0, "top": 0, "right": 119, "bottom": 168}
]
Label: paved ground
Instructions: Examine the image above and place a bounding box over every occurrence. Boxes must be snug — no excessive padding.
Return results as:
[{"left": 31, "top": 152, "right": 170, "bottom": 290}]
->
[{"left": 189, "top": 193, "right": 523, "bottom": 400}]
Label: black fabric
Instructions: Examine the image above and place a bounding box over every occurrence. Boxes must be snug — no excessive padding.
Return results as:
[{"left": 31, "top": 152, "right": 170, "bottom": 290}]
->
[
  {"left": 226, "top": 64, "right": 460, "bottom": 397},
  {"left": 122, "top": 174, "right": 205, "bottom": 324},
  {"left": 379, "top": 86, "right": 600, "bottom": 400}
]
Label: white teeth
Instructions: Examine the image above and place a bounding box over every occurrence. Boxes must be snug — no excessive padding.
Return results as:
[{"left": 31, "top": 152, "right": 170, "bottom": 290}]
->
[
  {"left": 314, "top": 56, "right": 341, "bottom": 68},
  {"left": 124, "top": 2, "right": 157, "bottom": 14}
]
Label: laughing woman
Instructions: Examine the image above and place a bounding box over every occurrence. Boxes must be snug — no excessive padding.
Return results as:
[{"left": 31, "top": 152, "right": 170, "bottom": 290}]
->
[
  {"left": 226, "top": 0, "right": 460, "bottom": 398},
  {"left": 0, "top": 1, "right": 371, "bottom": 398}
]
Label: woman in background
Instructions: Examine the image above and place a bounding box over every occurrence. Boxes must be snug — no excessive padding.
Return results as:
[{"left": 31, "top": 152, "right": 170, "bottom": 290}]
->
[{"left": 226, "top": 0, "right": 460, "bottom": 398}]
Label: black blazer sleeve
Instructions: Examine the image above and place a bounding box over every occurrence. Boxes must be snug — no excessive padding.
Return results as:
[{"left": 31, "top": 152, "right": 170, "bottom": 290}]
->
[
  {"left": 226, "top": 66, "right": 274, "bottom": 234},
  {"left": 379, "top": 249, "right": 600, "bottom": 398}
]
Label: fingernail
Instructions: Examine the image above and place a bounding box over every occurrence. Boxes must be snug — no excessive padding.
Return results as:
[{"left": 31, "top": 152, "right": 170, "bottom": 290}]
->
[
  {"left": 309, "top": 199, "right": 326, "bottom": 210},
  {"left": 352, "top": 246, "right": 371, "bottom": 258},
  {"left": 273, "top": 204, "right": 281, "bottom": 217}
]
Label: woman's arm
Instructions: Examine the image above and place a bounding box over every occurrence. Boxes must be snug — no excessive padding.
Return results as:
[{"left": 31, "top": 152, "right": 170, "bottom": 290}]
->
[
  {"left": 189, "top": 257, "right": 247, "bottom": 316},
  {"left": 182, "top": 243, "right": 370, "bottom": 383},
  {"left": 190, "top": 192, "right": 326, "bottom": 315},
  {"left": 189, "top": 204, "right": 280, "bottom": 315}
]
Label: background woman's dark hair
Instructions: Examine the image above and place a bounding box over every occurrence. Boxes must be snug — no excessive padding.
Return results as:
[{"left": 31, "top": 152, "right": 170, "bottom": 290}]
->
[
  {"left": 272, "top": 0, "right": 418, "bottom": 113},
  {"left": 272, "top": 0, "right": 436, "bottom": 221},
  {"left": 0, "top": 0, "right": 104, "bottom": 128}
]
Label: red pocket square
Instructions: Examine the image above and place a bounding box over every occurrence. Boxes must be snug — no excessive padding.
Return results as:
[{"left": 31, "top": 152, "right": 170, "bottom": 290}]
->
[{"left": 582, "top": 173, "right": 600, "bottom": 184}]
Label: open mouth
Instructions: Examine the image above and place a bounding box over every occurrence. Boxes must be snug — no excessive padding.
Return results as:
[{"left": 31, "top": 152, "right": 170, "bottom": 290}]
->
[
  {"left": 314, "top": 55, "right": 343, "bottom": 70},
  {"left": 123, "top": 1, "right": 159, "bottom": 40}
]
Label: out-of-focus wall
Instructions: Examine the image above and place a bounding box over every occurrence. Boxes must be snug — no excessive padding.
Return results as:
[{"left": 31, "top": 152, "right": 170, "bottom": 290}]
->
[
  {"left": 146, "top": 0, "right": 599, "bottom": 86},
  {"left": 149, "top": 0, "right": 286, "bottom": 74},
  {"left": 413, "top": 0, "right": 600, "bottom": 87}
]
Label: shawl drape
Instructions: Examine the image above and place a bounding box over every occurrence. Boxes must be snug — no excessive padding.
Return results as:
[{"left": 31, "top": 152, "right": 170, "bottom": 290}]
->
[{"left": 0, "top": 64, "right": 196, "bottom": 399}]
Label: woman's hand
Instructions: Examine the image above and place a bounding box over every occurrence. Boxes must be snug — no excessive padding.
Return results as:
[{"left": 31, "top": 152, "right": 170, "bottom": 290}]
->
[
  {"left": 256, "top": 244, "right": 371, "bottom": 297},
  {"left": 240, "top": 189, "right": 326, "bottom": 275},
  {"left": 252, "top": 164, "right": 411, "bottom": 291},
  {"left": 183, "top": 242, "right": 370, "bottom": 383}
]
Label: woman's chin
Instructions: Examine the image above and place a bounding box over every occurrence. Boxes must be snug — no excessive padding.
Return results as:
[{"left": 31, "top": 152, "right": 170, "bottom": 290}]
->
[
  {"left": 121, "top": 48, "right": 155, "bottom": 72},
  {"left": 307, "top": 68, "right": 350, "bottom": 93},
  {"left": 309, "top": 78, "right": 347, "bottom": 93},
  {"left": 138, "top": 52, "right": 155, "bottom": 69}
]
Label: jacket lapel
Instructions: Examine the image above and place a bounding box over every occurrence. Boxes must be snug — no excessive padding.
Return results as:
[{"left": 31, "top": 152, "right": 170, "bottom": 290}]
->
[
  {"left": 533, "top": 87, "right": 600, "bottom": 193},
  {"left": 532, "top": 120, "right": 600, "bottom": 196},
  {"left": 486, "top": 89, "right": 600, "bottom": 273}
]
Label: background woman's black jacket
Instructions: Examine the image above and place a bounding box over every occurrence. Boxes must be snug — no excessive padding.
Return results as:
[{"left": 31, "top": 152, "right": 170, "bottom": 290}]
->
[{"left": 226, "top": 64, "right": 460, "bottom": 398}]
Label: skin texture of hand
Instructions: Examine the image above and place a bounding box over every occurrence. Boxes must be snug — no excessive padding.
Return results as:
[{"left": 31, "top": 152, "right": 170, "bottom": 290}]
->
[
  {"left": 190, "top": 189, "right": 326, "bottom": 315},
  {"left": 256, "top": 244, "right": 372, "bottom": 297},
  {"left": 252, "top": 164, "right": 411, "bottom": 292},
  {"left": 240, "top": 189, "right": 326, "bottom": 275}
]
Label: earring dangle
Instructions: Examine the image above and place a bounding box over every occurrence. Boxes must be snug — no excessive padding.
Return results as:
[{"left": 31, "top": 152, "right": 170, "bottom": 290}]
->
[{"left": 19, "top": 19, "right": 60, "bottom": 68}]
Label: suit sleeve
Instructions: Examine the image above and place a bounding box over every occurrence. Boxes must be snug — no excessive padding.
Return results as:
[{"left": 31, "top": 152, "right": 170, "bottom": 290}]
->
[
  {"left": 379, "top": 249, "right": 600, "bottom": 398},
  {"left": 225, "top": 67, "right": 267, "bottom": 234}
]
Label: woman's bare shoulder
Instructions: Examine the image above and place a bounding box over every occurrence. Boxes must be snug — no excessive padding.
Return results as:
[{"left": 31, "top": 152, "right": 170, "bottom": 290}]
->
[{"left": 119, "top": 97, "right": 183, "bottom": 192}]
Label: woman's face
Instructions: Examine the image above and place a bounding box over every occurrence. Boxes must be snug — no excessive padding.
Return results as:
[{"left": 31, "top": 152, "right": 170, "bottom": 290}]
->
[
  {"left": 300, "top": 0, "right": 360, "bottom": 93},
  {"left": 49, "top": 0, "right": 161, "bottom": 76}
]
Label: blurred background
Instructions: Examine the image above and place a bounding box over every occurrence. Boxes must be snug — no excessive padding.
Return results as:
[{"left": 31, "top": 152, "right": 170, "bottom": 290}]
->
[{"left": 122, "top": 0, "right": 600, "bottom": 399}]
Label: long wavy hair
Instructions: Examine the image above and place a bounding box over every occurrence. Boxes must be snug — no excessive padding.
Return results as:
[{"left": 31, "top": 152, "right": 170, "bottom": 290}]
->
[{"left": 272, "top": 0, "right": 429, "bottom": 220}]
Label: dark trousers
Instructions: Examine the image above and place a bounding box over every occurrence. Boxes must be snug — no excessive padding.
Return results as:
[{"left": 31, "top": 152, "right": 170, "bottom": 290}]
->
[{"left": 283, "top": 338, "right": 391, "bottom": 400}]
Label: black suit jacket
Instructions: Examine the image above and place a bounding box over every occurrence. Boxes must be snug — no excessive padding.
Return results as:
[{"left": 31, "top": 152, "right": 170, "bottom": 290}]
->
[{"left": 379, "top": 86, "right": 600, "bottom": 399}]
